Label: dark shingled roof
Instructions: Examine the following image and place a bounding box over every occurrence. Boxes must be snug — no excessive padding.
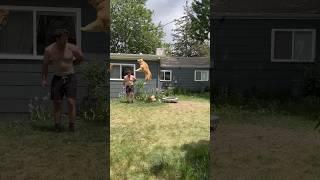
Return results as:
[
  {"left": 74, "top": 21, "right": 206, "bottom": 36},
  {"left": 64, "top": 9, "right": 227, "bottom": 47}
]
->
[
  {"left": 110, "top": 53, "right": 165, "bottom": 61},
  {"left": 213, "top": 0, "right": 320, "bottom": 16},
  {"left": 160, "top": 57, "right": 210, "bottom": 68}
]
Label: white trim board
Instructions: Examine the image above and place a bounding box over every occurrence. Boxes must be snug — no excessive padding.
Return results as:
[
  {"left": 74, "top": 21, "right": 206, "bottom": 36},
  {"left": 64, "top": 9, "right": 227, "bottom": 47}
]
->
[
  {"left": 159, "top": 70, "right": 172, "bottom": 82},
  {"left": 0, "top": 5, "right": 81, "bottom": 60},
  {"left": 110, "top": 63, "right": 136, "bottom": 81},
  {"left": 194, "top": 70, "right": 209, "bottom": 81},
  {"left": 0, "top": 5, "right": 80, "bottom": 12}
]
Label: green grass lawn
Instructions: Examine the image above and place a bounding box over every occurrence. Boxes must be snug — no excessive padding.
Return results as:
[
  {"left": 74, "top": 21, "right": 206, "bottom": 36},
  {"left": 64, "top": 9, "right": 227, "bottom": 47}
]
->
[
  {"left": 111, "top": 96, "right": 210, "bottom": 179},
  {"left": 0, "top": 115, "right": 107, "bottom": 180},
  {"left": 211, "top": 105, "right": 320, "bottom": 180}
]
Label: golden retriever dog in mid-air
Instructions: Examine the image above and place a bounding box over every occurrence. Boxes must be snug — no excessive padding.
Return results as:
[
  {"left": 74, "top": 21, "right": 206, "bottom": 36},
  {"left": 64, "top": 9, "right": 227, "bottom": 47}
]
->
[
  {"left": 135, "top": 58, "right": 152, "bottom": 82},
  {"left": 81, "top": 0, "right": 110, "bottom": 32}
]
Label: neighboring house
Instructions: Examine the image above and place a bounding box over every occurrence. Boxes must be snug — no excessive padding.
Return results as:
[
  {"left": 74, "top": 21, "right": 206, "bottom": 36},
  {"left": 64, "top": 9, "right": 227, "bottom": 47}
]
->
[
  {"left": 212, "top": 0, "right": 320, "bottom": 97},
  {"left": 160, "top": 57, "right": 210, "bottom": 92},
  {"left": 0, "top": 2, "right": 107, "bottom": 112},
  {"left": 109, "top": 53, "right": 210, "bottom": 98}
]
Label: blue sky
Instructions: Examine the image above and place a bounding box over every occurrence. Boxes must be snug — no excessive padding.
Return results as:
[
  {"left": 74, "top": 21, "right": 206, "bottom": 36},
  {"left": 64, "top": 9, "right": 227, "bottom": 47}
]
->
[{"left": 146, "top": 0, "right": 192, "bottom": 43}]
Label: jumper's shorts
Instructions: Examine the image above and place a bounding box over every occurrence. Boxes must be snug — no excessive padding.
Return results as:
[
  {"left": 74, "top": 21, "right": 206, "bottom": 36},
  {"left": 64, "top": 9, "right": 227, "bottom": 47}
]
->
[
  {"left": 50, "top": 74, "right": 77, "bottom": 100},
  {"left": 125, "top": 85, "right": 134, "bottom": 94}
]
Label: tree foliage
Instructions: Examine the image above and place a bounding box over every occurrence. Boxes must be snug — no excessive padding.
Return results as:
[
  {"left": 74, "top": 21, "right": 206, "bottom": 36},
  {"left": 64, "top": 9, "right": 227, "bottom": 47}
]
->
[
  {"left": 111, "top": 0, "right": 164, "bottom": 54},
  {"left": 190, "top": 0, "right": 210, "bottom": 42},
  {"left": 172, "top": 2, "right": 209, "bottom": 57}
]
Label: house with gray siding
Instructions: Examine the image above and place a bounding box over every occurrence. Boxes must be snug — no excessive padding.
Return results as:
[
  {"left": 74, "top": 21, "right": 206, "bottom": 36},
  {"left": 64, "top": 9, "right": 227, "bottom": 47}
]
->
[
  {"left": 160, "top": 57, "right": 210, "bottom": 92},
  {"left": 0, "top": 1, "right": 108, "bottom": 112},
  {"left": 212, "top": 0, "right": 320, "bottom": 97},
  {"left": 110, "top": 53, "right": 210, "bottom": 98},
  {"left": 110, "top": 53, "right": 163, "bottom": 98}
]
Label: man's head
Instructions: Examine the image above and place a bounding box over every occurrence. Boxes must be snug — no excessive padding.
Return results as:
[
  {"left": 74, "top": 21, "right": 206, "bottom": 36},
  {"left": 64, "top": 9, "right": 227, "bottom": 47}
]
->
[
  {"left": 126, "top": 70, "right": 132, "bottom": 75},
  {"left": 53, "top": 29, "right": 69, "bottom": 46}
]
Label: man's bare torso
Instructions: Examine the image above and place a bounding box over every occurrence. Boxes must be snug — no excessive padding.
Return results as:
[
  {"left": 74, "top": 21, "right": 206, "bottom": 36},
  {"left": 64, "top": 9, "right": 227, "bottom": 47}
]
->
[
  {"left": 123, "top": 75, "right": 136, "bottom": 86},
  {"left": 45, "top": 43, "right": 78, "bottom": 76}
]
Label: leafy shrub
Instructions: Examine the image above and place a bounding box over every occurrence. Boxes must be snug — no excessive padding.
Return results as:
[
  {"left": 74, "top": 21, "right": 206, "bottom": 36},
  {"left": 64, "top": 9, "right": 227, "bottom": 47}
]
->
[
  {"left": 303, "top": 64, "right": 320, "bottom": 97},
  {"left": 129, "top": 80, "right": 164, "bottom": 103},
  {"left": 80, "top": 62, "right": 107, "bottom": 122},
  {"left": 28, "top": 93, "right": 52, "bottom": 122},
  {"left": 134, "top": 80, "right": 146, "bottom": 100}
]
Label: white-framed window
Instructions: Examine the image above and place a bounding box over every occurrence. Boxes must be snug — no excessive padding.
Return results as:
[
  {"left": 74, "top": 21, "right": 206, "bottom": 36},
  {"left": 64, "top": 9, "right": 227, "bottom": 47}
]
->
[
  {"left": 194, "top": 70, "right": 209, "bottom": 81},
  {"left": 0, "top": 6, "right": 81, "bottom": 60},
  {"left": 110, "top": 63, "right": 136, "bottom": 80},
  {"left": 160, "top": 70, "right": 172, "bottom": 81},
  {"left": 271, "top": 29, "right": 316, "bottom": 62}
]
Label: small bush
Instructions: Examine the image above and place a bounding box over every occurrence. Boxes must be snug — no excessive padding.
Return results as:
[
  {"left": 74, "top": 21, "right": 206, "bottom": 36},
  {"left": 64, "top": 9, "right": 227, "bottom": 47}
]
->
[
  {"left": 80, "top": 62, "right": 107, "bottom": 122},
  {"left": 28, "top": 93, "right": 52, "bottom": 122},
  {"left": 303, "top": 64, "right": 320, "bottom": 97},
  {"left": 130, "top": 81, "right": 164, "bottom": 103}
]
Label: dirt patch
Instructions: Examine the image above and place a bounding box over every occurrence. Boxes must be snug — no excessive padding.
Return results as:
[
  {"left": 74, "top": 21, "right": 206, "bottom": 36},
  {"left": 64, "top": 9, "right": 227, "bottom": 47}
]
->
[
  {"left": 168, "top": 100, "right": 209, "bottom": 111},
  {"left": 211, "top": 123, "right": 320, "bottom": 179}
]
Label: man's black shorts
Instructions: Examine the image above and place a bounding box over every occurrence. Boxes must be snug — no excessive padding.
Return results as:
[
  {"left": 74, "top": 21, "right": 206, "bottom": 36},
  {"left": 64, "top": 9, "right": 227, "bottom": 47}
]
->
[
  {"left": 126, "top": 85, "right": 134, "bottom": 94},
  {"left": 51, "top": 74, "right": 77, "bottom": 100}
]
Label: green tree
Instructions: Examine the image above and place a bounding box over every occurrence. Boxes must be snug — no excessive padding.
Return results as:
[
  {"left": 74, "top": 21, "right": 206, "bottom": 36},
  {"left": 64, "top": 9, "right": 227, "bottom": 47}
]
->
[
  {"left": 162, "top": 43, "right": 174, "bottom": 56},
  {"left": 172, "top": 2, "right": 209, "bottom": 57},
  {"left": 111, "top": 0, "right": 164, "bottom": 54},
  {"left": 190, "top": 0, "right": 210, "bottom": 42}
]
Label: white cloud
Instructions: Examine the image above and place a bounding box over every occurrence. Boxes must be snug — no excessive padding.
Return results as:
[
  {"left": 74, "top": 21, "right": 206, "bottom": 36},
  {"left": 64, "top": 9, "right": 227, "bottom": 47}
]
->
[{"left": 146, "top": 0, "right": 192, "bottom": 43}]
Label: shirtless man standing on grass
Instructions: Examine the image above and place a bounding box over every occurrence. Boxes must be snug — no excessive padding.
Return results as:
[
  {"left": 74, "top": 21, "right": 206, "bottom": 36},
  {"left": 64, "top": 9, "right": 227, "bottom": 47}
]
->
[
  {"left": 41, "top": 29, "right": 84, "bottom": 132},
  {"left": 123, "top": 70, "right": 136, "bottom": 103}
]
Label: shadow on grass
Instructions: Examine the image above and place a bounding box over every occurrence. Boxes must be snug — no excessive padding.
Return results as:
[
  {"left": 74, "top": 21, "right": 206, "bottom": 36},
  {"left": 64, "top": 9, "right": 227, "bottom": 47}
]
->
[
  {"left": 180, "top": 140, "right": 209, "bottom": 180},
  {"left": 176, "top": 93, "right": 210, "bottom": 101},
  {"left": 149, "top": 140, "right": 209, "bottom": 179},
  {"left": 31, "top": 123, "right": 57, "bottom": 132}
]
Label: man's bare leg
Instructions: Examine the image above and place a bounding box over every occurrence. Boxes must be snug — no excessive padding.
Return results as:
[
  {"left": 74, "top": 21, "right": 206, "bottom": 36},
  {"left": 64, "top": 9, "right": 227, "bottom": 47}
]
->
[
  {"left": 67, "top": 98, "right": 76, "bottom": 131},
  {"left": 126, "top": 93, "right": 130, "bottom": 103},
  {"left": 130, "top": 92, "right": 134, "bottom": 103},
  {"left": 53, "top": 100, "right": 62, "bottom": 131}
]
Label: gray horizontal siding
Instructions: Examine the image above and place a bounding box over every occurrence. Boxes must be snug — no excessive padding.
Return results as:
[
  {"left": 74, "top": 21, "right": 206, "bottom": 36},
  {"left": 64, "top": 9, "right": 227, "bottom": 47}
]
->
[
  {"left": 0, "top": 86, "right": 88, "bottom": 99},
  {"left": 1, "top": 1, "right": 82, "bottom": 7},
  {"left": 0, "top": 87, "right": 89, "bottom": 113},
  {"left": 160, "top": 68, "right": 210, "bottom": 92},
  {"left": 0, "top": 53, "right": 107, "bottom": 112},
  {"left": 213, "top": 19, "right": 320, "bottom": 96}
]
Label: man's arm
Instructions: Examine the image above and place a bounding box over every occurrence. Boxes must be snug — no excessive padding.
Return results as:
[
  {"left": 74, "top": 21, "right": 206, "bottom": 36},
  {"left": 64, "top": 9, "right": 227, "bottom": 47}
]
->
[
  {"left": 71, "top": 45, "right": 84, "bottom": 65},
  {"left": 123, "top": 76, "right": 126, "bottom": 87},
  {"left": 41, "top": 48, "right": 50, "bottom": 87}
]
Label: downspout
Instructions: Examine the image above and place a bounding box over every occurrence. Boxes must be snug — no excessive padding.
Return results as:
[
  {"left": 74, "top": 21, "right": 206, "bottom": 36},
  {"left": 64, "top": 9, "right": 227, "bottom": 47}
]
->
[{"left": 157, "top": 58, "right": 160, "bottom": 89}]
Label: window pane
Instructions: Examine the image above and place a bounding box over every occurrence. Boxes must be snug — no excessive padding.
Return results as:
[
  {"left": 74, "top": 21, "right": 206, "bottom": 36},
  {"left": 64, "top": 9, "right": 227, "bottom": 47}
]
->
[
  {"left": 160, "top": 71, "right": 165, "bottom": 80},
  {"left": 201, "top": 71, "right": 208, "bottom": 81},
  {"left": 36, "top": 12, "right": 76, "bottom": 55},
  {"left": 274, "top": 31, "right": 292, "bottom": 59},
  {"left": 196, "top": 71, "right": 201, "bottom": 80},
  {"left": 0, "top": 10, "right": 33, "bottom": 54},
  {"left": 110, "top": 65, "right": 120, "bottom": 79},
  {"left": 165, "top": 72, "right": 171, "bottom": 80},
  {"left": 293, "top": 31, "right": 313, "bottom": 60},
  {"left": 121, "top": 65, "right": 134, "bottom": 79}
]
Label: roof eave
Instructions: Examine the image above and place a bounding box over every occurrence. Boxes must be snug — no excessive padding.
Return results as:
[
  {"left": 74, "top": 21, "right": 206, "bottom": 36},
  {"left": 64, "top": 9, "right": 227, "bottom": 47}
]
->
[
  {"left": 110, "top": 53, "right": 167, "bottom": 61},
  {"left": 160, "top": 65, "right": 210, "bottom": 68}
]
